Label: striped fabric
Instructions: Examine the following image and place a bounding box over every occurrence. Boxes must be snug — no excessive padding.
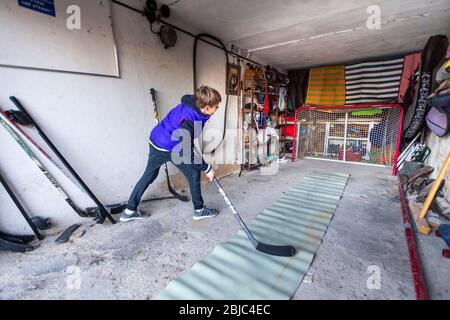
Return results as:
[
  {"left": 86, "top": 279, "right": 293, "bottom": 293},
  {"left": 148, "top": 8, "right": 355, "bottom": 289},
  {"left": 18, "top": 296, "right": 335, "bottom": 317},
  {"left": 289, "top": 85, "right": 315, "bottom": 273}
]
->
[
  {"left": 306, "top": 66, "right": 345, "bottom": 105},
  {"left": 345, "top": 58, "right": 404, "bottom": 104}
]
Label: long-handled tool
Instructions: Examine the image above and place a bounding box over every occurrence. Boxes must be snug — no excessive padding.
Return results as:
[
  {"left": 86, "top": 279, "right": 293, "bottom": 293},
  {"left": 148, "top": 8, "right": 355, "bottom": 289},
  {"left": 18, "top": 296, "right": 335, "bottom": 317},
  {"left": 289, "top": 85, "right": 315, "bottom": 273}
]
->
[
  {"left": 8, "top": 96, "right": 116, "bottom": 224},
  {"left": 419, "top": 152, "right": 450, "bottom": 219},
  {"left": 150, "top": 88, "right": 189, "bottom": 202},
  {"left": 213, "top": 177, "right": 296, "bottom": 257},
  {"left": 0, "top": 170, "right": 43, "bottom": 240}
]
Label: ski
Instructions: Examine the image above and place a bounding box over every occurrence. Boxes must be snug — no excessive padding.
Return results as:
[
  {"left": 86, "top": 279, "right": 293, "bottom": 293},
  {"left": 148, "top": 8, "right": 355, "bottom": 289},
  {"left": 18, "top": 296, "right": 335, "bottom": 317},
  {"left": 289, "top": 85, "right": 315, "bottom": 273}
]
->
[{"left": 8, "top": 96, "right": 116, "bottom": 224}]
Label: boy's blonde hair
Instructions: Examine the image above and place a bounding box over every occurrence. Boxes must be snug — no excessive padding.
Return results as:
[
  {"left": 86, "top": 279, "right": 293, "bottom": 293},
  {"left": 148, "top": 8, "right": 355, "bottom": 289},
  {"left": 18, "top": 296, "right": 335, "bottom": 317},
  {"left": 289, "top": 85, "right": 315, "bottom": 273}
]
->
[{"left": 195, "top": 85, "right": 221, "bottom": 109}]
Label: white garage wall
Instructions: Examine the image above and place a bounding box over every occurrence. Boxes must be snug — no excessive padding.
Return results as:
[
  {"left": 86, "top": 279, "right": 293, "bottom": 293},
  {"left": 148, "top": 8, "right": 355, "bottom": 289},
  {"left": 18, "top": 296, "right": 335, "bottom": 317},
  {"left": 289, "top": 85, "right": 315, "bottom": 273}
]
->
[{"left": 0, "top": 0, "right": 240, "bottom": 234}]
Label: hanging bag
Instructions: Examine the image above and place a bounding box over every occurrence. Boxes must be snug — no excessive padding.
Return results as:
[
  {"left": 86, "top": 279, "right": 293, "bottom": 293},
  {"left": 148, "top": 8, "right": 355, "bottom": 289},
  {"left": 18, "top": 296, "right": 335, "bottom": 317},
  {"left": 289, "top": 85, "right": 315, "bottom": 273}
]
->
[{"left": 426, "top": 105, "right": 450, "bottom": 137}]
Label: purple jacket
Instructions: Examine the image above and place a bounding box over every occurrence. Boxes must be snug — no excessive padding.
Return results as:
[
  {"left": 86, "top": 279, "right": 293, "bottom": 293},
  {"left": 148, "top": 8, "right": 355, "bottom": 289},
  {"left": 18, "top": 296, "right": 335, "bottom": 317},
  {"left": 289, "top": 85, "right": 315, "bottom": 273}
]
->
[{"left": 149, "top": 95, "right": 211, "bottom": 172}]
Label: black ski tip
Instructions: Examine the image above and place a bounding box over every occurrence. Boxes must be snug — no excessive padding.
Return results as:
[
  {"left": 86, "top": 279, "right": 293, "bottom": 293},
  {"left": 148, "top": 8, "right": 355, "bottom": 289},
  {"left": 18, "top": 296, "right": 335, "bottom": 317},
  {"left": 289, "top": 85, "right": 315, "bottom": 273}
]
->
[{"left": 256, "top": 243, "right": 296, "bottom": 257}]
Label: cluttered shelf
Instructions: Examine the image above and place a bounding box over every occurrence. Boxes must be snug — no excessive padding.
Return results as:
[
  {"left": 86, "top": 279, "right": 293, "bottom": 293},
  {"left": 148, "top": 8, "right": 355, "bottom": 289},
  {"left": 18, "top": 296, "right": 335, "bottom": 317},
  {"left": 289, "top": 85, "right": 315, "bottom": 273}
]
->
[{"left": 241, "top": 64, "right": 290, "bottom": 171}]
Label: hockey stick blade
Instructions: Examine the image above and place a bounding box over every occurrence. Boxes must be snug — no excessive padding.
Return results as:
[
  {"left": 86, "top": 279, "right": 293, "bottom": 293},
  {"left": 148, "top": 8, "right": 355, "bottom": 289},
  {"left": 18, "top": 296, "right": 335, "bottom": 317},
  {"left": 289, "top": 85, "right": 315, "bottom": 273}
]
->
[
  {"left": 0, "top": 232, "right": 35, "bottom": 244},
  {"left": 0, "top": 237, "right": 35, "bottom": 253},
  {"left": 256, "top": 242, "right": 296, "bottom": 257},
  {"left": 85, "top": 203, "right": 127, "bottom": 215}
]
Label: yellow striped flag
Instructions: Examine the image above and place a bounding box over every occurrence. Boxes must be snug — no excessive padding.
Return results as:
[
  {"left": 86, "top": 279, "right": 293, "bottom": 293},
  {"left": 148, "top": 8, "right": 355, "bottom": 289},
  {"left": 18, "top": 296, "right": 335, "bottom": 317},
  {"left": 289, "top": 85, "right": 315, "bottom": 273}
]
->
[{"left": 306, "top": 65, "right": 345, "bottom": 105}]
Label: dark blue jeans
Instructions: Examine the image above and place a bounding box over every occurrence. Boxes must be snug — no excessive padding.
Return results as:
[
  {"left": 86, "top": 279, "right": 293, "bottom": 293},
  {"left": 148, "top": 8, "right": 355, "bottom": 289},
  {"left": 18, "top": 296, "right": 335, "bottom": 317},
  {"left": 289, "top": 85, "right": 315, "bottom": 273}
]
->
[{"left": 127, "top": 144, "right": 204, "bottom": 210}]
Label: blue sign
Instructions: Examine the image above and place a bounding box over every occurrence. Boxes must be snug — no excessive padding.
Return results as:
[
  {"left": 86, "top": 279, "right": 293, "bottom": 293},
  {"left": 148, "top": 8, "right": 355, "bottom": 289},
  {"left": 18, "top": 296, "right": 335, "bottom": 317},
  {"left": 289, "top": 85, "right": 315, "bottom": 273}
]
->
[{"left": 18, "top": 0, "right": 56, "bottom": 17}]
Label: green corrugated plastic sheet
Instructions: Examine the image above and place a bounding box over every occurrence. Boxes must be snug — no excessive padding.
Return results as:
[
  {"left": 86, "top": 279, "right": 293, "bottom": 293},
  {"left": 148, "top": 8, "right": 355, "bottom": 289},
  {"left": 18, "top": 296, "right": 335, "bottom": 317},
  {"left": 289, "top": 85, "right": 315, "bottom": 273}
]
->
[{"left": 154, "top": 171, "right": 350, "bottom": 300}]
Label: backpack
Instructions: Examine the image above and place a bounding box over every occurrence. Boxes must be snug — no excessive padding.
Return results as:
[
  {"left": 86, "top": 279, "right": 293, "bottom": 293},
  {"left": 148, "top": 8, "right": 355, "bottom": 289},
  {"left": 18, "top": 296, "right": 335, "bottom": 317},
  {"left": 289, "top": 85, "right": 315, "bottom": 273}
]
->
[{"left": 426, "top": 105, "right": 450, "bottom": 136}]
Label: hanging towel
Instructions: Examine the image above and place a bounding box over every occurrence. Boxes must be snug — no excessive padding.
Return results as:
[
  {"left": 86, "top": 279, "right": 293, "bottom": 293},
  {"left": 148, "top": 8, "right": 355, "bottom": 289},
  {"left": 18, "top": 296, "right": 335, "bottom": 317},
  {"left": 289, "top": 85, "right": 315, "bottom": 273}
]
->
[
  {"left": 345, "top": 58, "right": 404, "bottom": 104},
  {"left": 279, "top": 87, "right": 287, "bottom": 111},
  {"left": 305, "top": 66, "right": 346, "bottom": 105}
]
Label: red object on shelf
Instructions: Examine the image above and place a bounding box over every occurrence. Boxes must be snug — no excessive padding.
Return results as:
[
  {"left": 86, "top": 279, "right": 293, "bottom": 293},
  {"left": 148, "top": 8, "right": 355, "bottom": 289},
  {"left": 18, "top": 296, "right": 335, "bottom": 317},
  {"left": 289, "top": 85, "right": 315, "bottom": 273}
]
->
[
  {"left": 282, "top": 125, "right": 295, "bottom": 137},
  {"left": 443, "top": 249, "right": 450, "bottom": 259},
  {"left": 281, "top": 115, "right": 295, "bottom": 137},
  {"left": 338, "top": 150, "right": 362, "bottom": 162},
  {"left": 263, "top": 94, "right": 270, "bottom": 116}
]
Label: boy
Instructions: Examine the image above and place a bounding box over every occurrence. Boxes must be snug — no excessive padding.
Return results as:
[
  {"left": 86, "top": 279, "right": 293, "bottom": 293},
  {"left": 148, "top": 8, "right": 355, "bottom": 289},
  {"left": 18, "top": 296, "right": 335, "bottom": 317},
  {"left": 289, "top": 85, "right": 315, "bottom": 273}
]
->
[{"left": 121, "top": 85, "right": 221, "bottom": 222}]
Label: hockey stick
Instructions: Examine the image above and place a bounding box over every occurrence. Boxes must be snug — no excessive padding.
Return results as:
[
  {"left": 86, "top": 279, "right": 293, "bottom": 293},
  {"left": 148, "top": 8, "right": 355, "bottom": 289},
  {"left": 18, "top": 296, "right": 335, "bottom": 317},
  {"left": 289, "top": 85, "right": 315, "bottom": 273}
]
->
[
  {"left": 0, "top": 231, "right": 35, "bottom": 244},
  {"left": 0, "top": 236, "right": 34, "bottom": 253},
  {"left": 0, "top": 170, "right": 43, "bottom": 240},
  {"left": 3, "top": 110, "right": 86, "bottom": 192},
  {"left": 150, "top": 88, "right": 189, "bottom": 202},
  {"left": 213, "top": 177, "right": 296, "bottom": 257},
  {"left": 1, "top": 107, "right": 125, "bottom": 215},
  {"left": 0, "top": 115, "right": 100, "bottom": 219},
  {"left": 9, "top": 96, "right": 115, "bottom": 224}
]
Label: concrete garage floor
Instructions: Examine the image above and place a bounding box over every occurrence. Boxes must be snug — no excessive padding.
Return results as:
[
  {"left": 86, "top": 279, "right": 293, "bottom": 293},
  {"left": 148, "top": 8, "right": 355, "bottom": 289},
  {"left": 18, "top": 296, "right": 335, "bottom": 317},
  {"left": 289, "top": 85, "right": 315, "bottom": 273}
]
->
[{"left": 0, "top": 159, "right": 448, "bottom": 300}]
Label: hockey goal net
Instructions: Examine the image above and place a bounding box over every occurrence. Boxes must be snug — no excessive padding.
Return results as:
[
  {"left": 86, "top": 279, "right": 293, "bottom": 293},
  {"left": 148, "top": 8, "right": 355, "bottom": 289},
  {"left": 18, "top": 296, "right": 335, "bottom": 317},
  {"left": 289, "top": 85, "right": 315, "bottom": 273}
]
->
[{"left": 292, "top": 104, "right": 403, "bottom": 175}]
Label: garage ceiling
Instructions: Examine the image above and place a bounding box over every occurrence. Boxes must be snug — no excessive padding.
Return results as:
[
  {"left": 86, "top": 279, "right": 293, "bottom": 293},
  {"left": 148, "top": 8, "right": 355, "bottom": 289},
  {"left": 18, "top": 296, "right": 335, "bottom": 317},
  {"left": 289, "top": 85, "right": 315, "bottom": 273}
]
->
[{"left": 160, "top": 0, "right": 450, "bottom": 71}]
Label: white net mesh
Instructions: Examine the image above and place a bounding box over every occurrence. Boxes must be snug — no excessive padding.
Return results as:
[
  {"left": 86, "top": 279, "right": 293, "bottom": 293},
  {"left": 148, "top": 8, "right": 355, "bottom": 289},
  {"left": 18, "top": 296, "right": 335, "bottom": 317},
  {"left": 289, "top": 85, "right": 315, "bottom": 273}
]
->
[{"left": 293, "top": 105, "right": 402, "bottom": 168}]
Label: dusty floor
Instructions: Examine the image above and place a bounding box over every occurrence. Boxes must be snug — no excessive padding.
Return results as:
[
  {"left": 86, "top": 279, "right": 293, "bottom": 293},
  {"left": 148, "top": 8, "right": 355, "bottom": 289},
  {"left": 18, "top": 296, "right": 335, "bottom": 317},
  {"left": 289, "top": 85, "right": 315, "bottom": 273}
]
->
[{"left": 0, "top": 159, "right": 448, "bottom": 300}]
